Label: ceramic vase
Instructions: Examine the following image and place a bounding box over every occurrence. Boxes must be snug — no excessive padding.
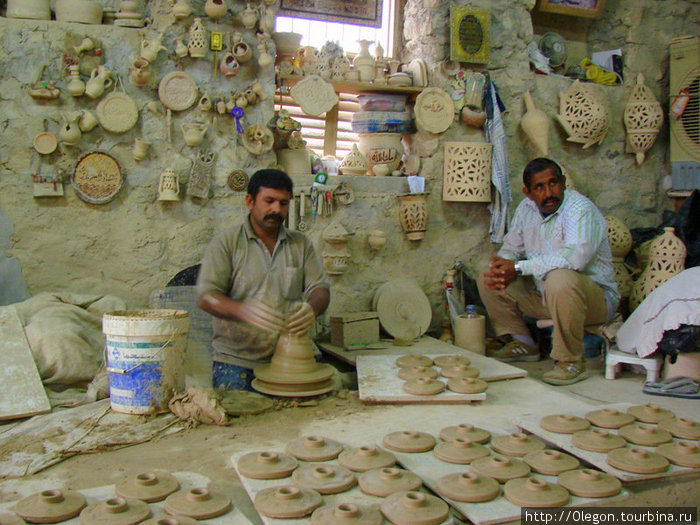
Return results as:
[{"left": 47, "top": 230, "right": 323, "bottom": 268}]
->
[
  {"left": 520, "top": 91, "right": 549, "bottom": 156},
  {"left": 130, "top": 58, "right": 151, "bottom": 87},
  {"left": 158, "top": 169, "right": 180, "bottom": 201},
  {"left": 140, "top": 33, "right": 166, "bottom": 64},
  {"left": 233, "top": 39, "right": 252, "bottom": 63},
  {"left": 357, "top": 133, "right": 403, "bottom": 175},
  {"left": 171, "top": 0, "right": 192, "bottom": 19},
  {"left": 59, "top": 113, "right": 82, "bottom": 146},
  {"left": 220, "top": 53, "right": 239, "bottom": 76},
  {"left": 397, "top": 193, "right": 429, "bottom": 241},
  {"left": 188, "top": 18, "right": 207, "bottom": 58},
  {"left": 132, "top": 138, "right": 150, "bottom": 161},
  {"left": 85, "top": 65, "right": 112, "bottom": 99},
  {"left": 204, "top": 0, "right": 227, "bottom": 20},
  {"left": 605, "top": 216, "right": 634, "bottom": 301},
  {"left": 181, "top": 122, "right": 209, "bottom": 147},
  {"left": 353, "top": 40, "right": 375, "bottom": 82},
  {"left": 175, "top": 38, "right": 189, "bottom": 58},
  {"left": 67, "top": 65, "right": 85, "bottom": 97},
  {"left": 272, "top": 32, "right": 302, "bottom": 65},
  {"left": 624, "top": 73, "right": 663, "bottom": 165},
  {"left": 443, "top": 142, "right": 493, "bottom": 202},
  {"left": 240, "top": 3, "right": 257, "bottom": 29}
]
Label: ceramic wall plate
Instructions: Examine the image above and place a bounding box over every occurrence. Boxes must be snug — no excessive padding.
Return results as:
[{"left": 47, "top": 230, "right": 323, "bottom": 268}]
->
[
  {"left": 72, "top": 151, "right": 124, "bottom": 204},
  {"left": 289, "top": 75, "right": 339, "bottom": 117},
  {"left": 96, "top": 92, "right": 138, "bottom": 133},
  {"left": 158, "top": 71, "right": 199, "bottom": 111},
  {"left": 414, "top": 87, "right": 454, "bottom": 134}
]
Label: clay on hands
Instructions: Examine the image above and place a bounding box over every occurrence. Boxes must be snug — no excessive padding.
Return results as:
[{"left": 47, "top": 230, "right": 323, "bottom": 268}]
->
[
  {"left": 239, "top": 300, "right": 286, "bottom": 333},
  {"left": 287, "top": 302, "right": 315, "bottom": 334}
]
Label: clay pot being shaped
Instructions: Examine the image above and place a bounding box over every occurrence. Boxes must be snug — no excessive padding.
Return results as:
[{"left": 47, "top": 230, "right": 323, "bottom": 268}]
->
[
  {"left": 130, "top": 58, "right": 151, "bottom": 87},
  {"left": 220, "top": 53, "right": 240, "bottom": 77},
  {"left": 240, "top": 4, "right": 257, "bottom": 29},
  {"left": 67, "top": 65, "right": 85, "bottom": 97},
  {"left": 181, "top": 122, "right": 209, "bottom": 147},
  {"left": 59, "top": 112, "right": 82, "bottom": 146},
  {"left": 140, "top": 33, "right": 166, "bottom": 64},
  {"left": 521, "top": 91, "right": 549, "bottom": 156},
  {"left": 171, "top": 0, "right": 192, "bottom": 19},
  {"left": 78, "top": 109, "right": 99, "bottom": 132},
  {"left": 85, "top": 65, "right": 113, "bottom": 99},
  {"left": 158, "top": 169, "right": 180, "bottom": 201},
  {"left": 204, "top": 0, "right": 227, "bottom": 20}
]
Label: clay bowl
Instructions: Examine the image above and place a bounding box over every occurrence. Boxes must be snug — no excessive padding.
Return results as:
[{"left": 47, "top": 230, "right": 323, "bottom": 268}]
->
[{"left": 33, "top": 132, "right": 57, "bottom": 154}]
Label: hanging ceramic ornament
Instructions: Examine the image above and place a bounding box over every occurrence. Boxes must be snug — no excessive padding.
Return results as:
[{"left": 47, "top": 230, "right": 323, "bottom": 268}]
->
[
  {"left": 188, "top": 17, "right": 207, "bottom": 58},
  {"left": 188, "top": 149, "right": 216, "bottom": 199},
  {"left": 414, "top": 88, "right": 454, "bottom": 134},
  {"left": 624, "top": 73, "right": 663, "bottom": 165},
  {"left": 322, "top": 222, "right": 352, "bottom": 276},
  {"left": 158, "top": 168, "right": 180, "bottom": 201},
  {"left": 442, "top": 141, "right": 493, "bottom": 202},
  {"left": 556, "top": 80, "right": 609, "bottom": 148},
  {"left": 605, "top": 215, "right": 634, "bottom": 300},
  {"left": 172, "top": 0, "right": 192, "bottom": 19},
  {"left": 397, "top": 193, "right": 429, "bottom": 241},
  {"left": 520, "top": 91, "right": 549, "bottom": 156},
  {"left": 204, "top": 0, "right": 227, "bottom": 21}
]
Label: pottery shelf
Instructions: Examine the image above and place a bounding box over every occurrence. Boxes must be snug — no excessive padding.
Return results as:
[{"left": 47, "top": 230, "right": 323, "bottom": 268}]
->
[{"left": 277, "top": 75, "right": 424, "bottom": 96}]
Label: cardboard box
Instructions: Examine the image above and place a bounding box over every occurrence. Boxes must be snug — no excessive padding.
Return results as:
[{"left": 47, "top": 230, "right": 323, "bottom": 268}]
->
[{"left": 330, "top": 312, "right": 379, "bottom": 349}]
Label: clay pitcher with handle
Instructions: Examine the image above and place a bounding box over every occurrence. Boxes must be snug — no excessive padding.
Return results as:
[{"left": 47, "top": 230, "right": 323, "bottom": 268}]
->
[{"left": 520, "top": 91, "right": 549, "bottom": 156}]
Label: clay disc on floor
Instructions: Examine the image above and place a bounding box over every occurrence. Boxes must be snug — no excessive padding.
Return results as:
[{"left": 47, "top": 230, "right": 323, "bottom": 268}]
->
[
  {"left": 311, "top": 503, "right": 384, "bottom": 525},
  {"left": 658, "top": 417, "right": 700, "bottom": 440},
  {"left": 398, "top": 366, "right": 438, "bottom": 381},
  {"left": 383, "top": 431, "right": 436, "bottom": 453},
  {"left": 115, "top": 471, "right": 180, "bottom": 503},
  {"left": 540, "top": 414, "right": 590, "bottom": 434},
  {"left": 627, "top": 403, "right": 675, "bottom": 423},
  {"left": 504, "top": 477, "right": 570, "bottom": 508},
  {"left": 607, "top": 447, "right": 669, "bottom": 474},
  {"left": 13, "top": 489, "right": 87, "bottom": 523},
  {"left": 141, "top": 517, "right": 198, "bottom": 525},
  {"left": 395, "top": 354, "right": 433, "bottom": 368},
  {"left": 585, "top": 408, "right": 635, "bottom": 429},
  {"left": 433, "top": 354, "right": 471, "bottom": 368},
  {"left": 254, "top": 485, "right": 322, "bottom": 519},
  {"left": 437, "top": 472, "right": 500, "bottom": 503},
  {"left": 237, "top": 451, "right": 298, "bottom": 479},
  {"left": 291, "top": 463, "right": 357, "bottom": 494},
  {"left": 439, "top": 364, "right": 480, "bottom": 379},
  {"left": 358, "top": 467, "right": 423, "bottom": 497},
  {"left": 523, "top": 449, "right": 579, "bottom": 475},
  {"left": 491, "top": 433, "right": 546, "bottom": 457},
  {"left": 447, "top": 377, "right": 487, "bottom": 394},
  {"left": 656, "top": 441, "right": 700, "bottom": 468},
  {"left": 470, "top": 455, "right": 531, "bottom": 483},
  {"left": 219, "top": 390, "right": 275, "bottom": 416},
  {"left": 338, "top": 446, "right": 397, "bottom": 472},
  {"left": 618, "top": 423, "right": 673, "bottom": 446},
  {"left": 376, "top": 280, "right": 432, "bottom": 342},
  {"left": 0, "top": 514, "right": 26, "bottom": 525},
  {"left": 164, "top": 488, "right": 231, "bottom": 520},
  {"left": 433, "top": 438, "right": 490, "bottom": 464},
  {"left": 440, "top": 424, "right": 491, "bottom": 444},
  {"left": 286, "top": 435, "right": 344, "bottom": 461},
  {"left": 403, "top": 377, "right": 445, "bottom": 396},
  {"left": 557, "top": 468, "right": 622, "bottom": 498},
  {"left": 79, "top": 497, "right": 151, "bottom": 525},
  {"left": 380, "top": 491, "right": 449, "bottom": 525},
  {"left": 572, "top": 428, "right": 626, "bottom": 453}
]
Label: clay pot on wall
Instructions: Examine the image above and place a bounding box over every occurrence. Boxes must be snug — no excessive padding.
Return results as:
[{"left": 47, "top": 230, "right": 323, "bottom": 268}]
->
[
  {"left": 520, "top": 91, "right": 549, "bottom": 156},
  {"left": 59, "top": 112, "right": 82, "bottom": 146},
  {"left": 67, "top": 65, "right": 85, "bottom": 97},
  {"left": 158, "top": 169, "right": 180, "bottom": 201},
  {"left": 624, "top": 74, "right": 663, "bottom": 165},
  {"left": 130, "top": 58, "right": 151, "bottom": 87},
  {"left": 397, "top": 193, "right": 429, "bottom": 241},
  {"left": 322, "top": 222, "right": 352, "bottom": 276},
  {"left": 181, "top": 122, "right": 209, "bottom": 147},
  {"left": 357, "top": 133, "right": 403, "bottom": 175},
  {"left": 368, "top": 230, "right": 386, "bottom": 251},
  {"left": 204, "top": 0, "right": 227, "bottom": 20},
  {"left": 171, "top": 0, "right": 192, "bottom": 19},
  {"left": 188, "top": 18, "right": 208, "bottom": 58},
  {"left": 85, "top": 65, "right": 113, "bottom": 99}
]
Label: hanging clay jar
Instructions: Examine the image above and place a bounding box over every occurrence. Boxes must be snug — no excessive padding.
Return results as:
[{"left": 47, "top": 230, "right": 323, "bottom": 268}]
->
[
  {"left": 67, "top": 64, "right": 85, "bottom": 97},
  {"left": 78, "top": 109, "right": 99, "bottom": 132},
  {"left": 130, "top": 58, "right": 151, "bottom": 87},
  {"left": 85, "top": 65, "right": 113, "bottom": 99},
  {"left": 240, "top": 3, "right": 257, "bottom": 29},
  {"left": 181, "top": 121, "right": 209, "bottom": 147},
  {"left": 204, "top": 0, "right": 227, "bottom": 21},
  {"left": 59, "top": 112, "right": 82, "bottom": 146},
  {"left": 172, "top": 0, "right": 192, "bottom": 19},
  {"left": 220, "top": 52, "right": 239, "bottom": 77},
  {"left": 605, "top": 215, "right": 634, "bottom": 301},
  {"left": 188, "top": 17, "right": 207, "bottom": 58},
  {"left": 557, "top": 80, "right": 609, "bottom": 148},
  {"left": 322, "top": 221, "right": 352, "bottom": 276},
  {"left": 259, "top": 6, "right": 275, "bottom": 33},
  {"left": 397, "top": 193, "right": 429, "bottom": 241},
  {"left": 257, "top": 34, "right": 274, "bottom": 69},
  {"left": 520, "top": 91, "right": 549, "bottom": 156},
  {"left": 175, "top": 38, "right": 189, "bottom": 58},
  {"left": 624, "top": 73, "right": 663, "bottom": 165}
]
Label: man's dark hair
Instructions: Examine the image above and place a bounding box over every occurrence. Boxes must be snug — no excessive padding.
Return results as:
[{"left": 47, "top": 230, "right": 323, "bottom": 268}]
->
[
  {"left": 247, "top": 169, "right": 294, "bottom": 199},
  {"left": 523, "top": 158, "right": 564, "bottom": 189}
]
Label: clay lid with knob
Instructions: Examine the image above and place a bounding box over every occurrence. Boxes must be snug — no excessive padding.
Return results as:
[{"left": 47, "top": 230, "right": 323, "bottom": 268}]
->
[
  {"left": 380, "top": 491, "right": 449, "bottom": 525},
  {"left": 658, "top": 417, "right": 700, "bottom": 440},
  {"left": 358, "top": 467, "right": 423, "bottom": 497},
  {"left": 254, "top": 485, "right": 322, "bottom": 519},
  {"left": 557, "top": 468, "right": 622, "bottom": 498},
  {"left": 395, "top": 354, "right": 433, "bottom": 368},
  {"left": 163, "top": 488, "right": 231, "bottom": 520},
  {"left": 618, "top": 423, "right": 673, "bottom": 446},
  {"left": 338, "top": 445, "right": 397, "bottom": 472},
  {"left": 79, "top": 496, "right": 151, "bottom": 525},
  {"left": 398, "top": 366, "right": 438, "bottom": 381},
  {"left": 291, "top": 463, "right": 357, "bottom": 495},
  {"left": 237, "top": 451, "right": 298, "bottom": 479},
  {"left": 285, "top": 435, "right": 343, "bottom": 461},
  {"left": 504, "top": 476, "right": 570, "bottom": 507},
  {"left": 572, "top": 428, "right": 627, "bottom": 453},
  {"left": 470, "top": 455, "right": 531, "bottom": 483},
  {"left": 311, "top": 503, "right": 384, "bottom": 525},
  {"left": 439, "top": 364, "right": 480, "bottom": 379},
  {"left": 433, "top": 438, "right": 490, "bottom": 464},
  {"left": 656, "top": 441, "right": 700, "bottom": 468},
  {"left": 141, "top": 516, "right": 199, "bottom": 525},
  {"left": 540, "top": 414, "right": 590, "bottom": 434},
  {"left": 585, "top": 408, "right": 635, "bottom": 429},
  {"left": 437, "top": 472, "right": 500, "bottom": 503},
  {"left": 491, "top": 432, "right": 546, "bottom": 457},
  {"left": 12, "top": 489, "right": 86, "bottom": 523},
  {"left": 440, "top": 423, "right": 491, "bottom": 444},
  {"left": 115, "top": 471, "right": 180, "bottom": 503},
  {"left": 403, "top": 377, "right": 446, "bottom": 396},
  {"left": 607, "top": 446, "right": 670, "bottom": 474},
  {"left": 627, "top": 403, "right": 675, "bottom": 423},
  {"left": 523, "top": 449, "right": 580, "bottom": 475},
  {"left": 447, "top": 377, "right": 488, "bottom": 394},
  {"left": 433, "top": 354, "right": 471, "bottom": 368},
  {"left": 383, "top": 430, "right": 436, "bottom": 453}
]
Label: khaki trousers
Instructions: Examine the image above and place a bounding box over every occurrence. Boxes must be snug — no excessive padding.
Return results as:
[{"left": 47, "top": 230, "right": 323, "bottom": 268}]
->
[{"left": 477, "top": 269, "right": 608, "bottom": 363}]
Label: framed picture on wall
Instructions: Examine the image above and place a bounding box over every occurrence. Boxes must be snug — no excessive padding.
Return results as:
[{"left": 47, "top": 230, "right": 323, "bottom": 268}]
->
[
  {"left": 537, "top": 0, "right": 606, "bottom": 19},
  {"left": 279, "top": 0, "right": 383, "bottom": 28}
]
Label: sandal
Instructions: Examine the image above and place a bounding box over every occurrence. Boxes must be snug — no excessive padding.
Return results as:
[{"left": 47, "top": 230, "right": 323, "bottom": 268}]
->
[{"left": 643, "top": 376, "right": 700, "bottom": 399}]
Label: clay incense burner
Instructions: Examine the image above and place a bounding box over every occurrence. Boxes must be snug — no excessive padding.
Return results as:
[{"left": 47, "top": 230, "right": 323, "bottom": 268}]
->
[{"left": 440, "top": 423, "right": 491, "bottom": 444}]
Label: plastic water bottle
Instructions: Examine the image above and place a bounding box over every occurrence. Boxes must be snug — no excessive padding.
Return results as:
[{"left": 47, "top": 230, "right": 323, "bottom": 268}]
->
[{"left": 465, "top": 304, "right": 478, "bottom": 318}]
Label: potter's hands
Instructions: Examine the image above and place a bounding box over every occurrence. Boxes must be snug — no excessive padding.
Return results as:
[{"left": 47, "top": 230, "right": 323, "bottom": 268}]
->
[
  {"left": 238, "top": 299, "right": 286, "bottom": 334},
  {"left": 483, "top": 256, "right": 517, "bottom": 291},
  {"left": 286, "top": 302, "right": 315, "bottom": 335}
]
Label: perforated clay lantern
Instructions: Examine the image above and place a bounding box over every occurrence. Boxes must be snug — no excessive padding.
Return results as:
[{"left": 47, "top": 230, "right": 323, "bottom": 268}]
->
[
  {"left": 397, "top": 193, "right": 429, "bottom": 241},
  {"left": 557, "top": 80, "right": 610, "bottom": 149},
  {"left": 624, "top": 74, "right": 663, "bottom": 165},
  {"left": 605, "top": 216, "right": 634, "bottom": 300},
  {"left": 443, "top": 142, "right": 492, "bottom": 202}
]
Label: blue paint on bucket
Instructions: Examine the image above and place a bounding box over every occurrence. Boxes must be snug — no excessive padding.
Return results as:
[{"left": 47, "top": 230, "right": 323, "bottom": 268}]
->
[{"left": 107, "top": 341, "right": 169, "bottom": 410}]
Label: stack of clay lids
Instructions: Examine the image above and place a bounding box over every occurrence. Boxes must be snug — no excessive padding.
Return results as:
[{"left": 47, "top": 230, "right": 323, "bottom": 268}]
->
[
  {"left": 626, "top": 403, "right": 675, "bottom": 423},
  {"left": 585, "top": 408, "right": 635, "bottom": 429},
  {"left": 358, "top": 467, "right": 423, "bottom": 497},
  {"left": 115, "top": 471, "right": 179, "bottom": 502},
  {"left": 437, "top": 472, "right": 500, "bottom": 503},
  {"left": 523, "top": 449, "right": 580, "bottom": 475},
  {"left": 311, "top": 503, "right": 383, "bottom": 525},
  {"left": 380, "top": 492, "right": 449, "bottom": 525},
  {"left": 607, "top": 446, "right": 669, "bottom": 474},
  {"left": 291, "top": 464, "right": 357, "bottom": 494},
  {"left": 164, "top": 488, "right": 232, "bottom": 520},
  {"left": 658, "top": 417, "right": 700, "bottom": 440},
  {"left": 540, "top": 414, "right": 590, "bottom": 434},
  {"left": 618, "top": 423, "right": 673, "bottom": 446},
  {"left": 504, "top": 477, "right": 570, "bottom": 507},
  {"left": 254, "top": 485, "right": 322, "bottom": 519},
  {"left": 440, "top": 423, "right": 491, "bottom": 444},
  {"left": 656, "top": 441, "right": 700, "bottom": 468},
  {"left": 470, "top": 455, "right": 531, "bottom": 483},
  {"left": 286, "top": 436, "right": 343, "bottom": 461},
  {"left": 572, "top": 428, "right": 626, "bottom": 453},
  {"left": 434, "top": 438, "right": 490, "bottom": 464},
  {"left": 338, "top": 446, "right": 396, "bottom": 472},
  {"left": 12, "top": 489, "right": 86, "bottom": 523},
  {"left": 79, "top": 497, "right": 151, "bottom": 524},
  {"left": 491, "top": 433, "right": 546, "bottom": 457},
  {"left": 374, "top": 279, "right": 432, "bottom": 343},
  {"left": 237, "top": 451, "right": 298, "bottom": 479},
  {"left": 558, "top": 468, "right": 622, "bottom": 498}
]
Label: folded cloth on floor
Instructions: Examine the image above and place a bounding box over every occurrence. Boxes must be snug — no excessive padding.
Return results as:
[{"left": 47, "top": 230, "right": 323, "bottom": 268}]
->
[{"left": 643, "top": 376, "right": 700, "bottom": 399}]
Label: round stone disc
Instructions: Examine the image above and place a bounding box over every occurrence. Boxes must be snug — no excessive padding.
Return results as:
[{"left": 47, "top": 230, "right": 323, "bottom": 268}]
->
[
  {"left": 504, "top": 477, "right": 570, "bottom": 508},
  {"left": 237, "top": 451, "right": 298, "bottom": 479},
  {"left": 585, "top": 408, "right": 635, "bottom": 429},
  {"left": 440, "top": 424, "right": 491, "bottom": 444},
  {"left": 0, "top": 513, "right": 26, "bottom": 525},
  {"left": 558, "top": 468, "right": 622, "bottom": 498},
  {"left": 254, "top": 485, "right": 322, "bottom": 519},
  {"left": 286, "top": 436, "right": 343, "bottom": 461},
  {"left": 141, "top": 517, "right": 199, "bottom": 525},
  {"left": 13, "top": 489, "right": 87, "bottom": 523},
  {"left": 470, "top": 455, "right": 531, "bottom": 483},
  {"left": 115, "top": 471, "right": 180, "bottom": 503},
  {"left": 358, "top": 467, "right": 423, "bottom": 497},
  {"left": 291, "top": 463, "right": 357, "bottom": 494},
  {"left": 439, "top": 365, "right": 480, "bottom": 379},
  {"left": 437, "top": 472, "right": 500, "bottom": 503},
  {"left": 311, "top": 503, "right": 383, "bottom": 525},
  {"left": 433, "top": 354, "right": 471, "bottom": 368},
  {"left": 433, "top": 438, "right": 490, "bottom": 464},
  {"left": 219, "top": 390, "right": 275, "bottom": 416},
  {"left": 627, "top": 403, "right": 675, "bottom": 424},
  {"left": 79, "top": 497, "right": 151, "bottom": 525},
  {"left": 380, "top": 491, "right": 449, "bottom": 525},
  {"left": 398, "top": 366, "right": 438, "bottom": 381},
  {"left": 164, "top": 488, "right": 231, "bottom": 520},
  {"left": 540, "top": 414, "right": 590, "bottom": 434},
  {"left": 607, "top": 447, "right": 669, "bottom": 474},
  {"left": 491, "top": 433, "right": 546, "bottom": 457},
  {"left": 656, "top": 441, "right": 700, "bottom": 468},
  {"left": 338, "top": 446, "right": 397, "bottom": 472},
  {"left": 618, "top": 423, "right": 673, "bottom": 446},
  {"left": 447, "top": 377, "right": 487, "bottom": 394},
  {"left": 403, "top": 377, "right": 445, "bottom": 396},
  {"left": 383, "top": 431, "right": 436, "bottom": 453},
  {"left": 572, "top": 428, "right": 626, "bottom": 453},
  {"left": 376, "top": 281, "right": 432, "bottom": 342},
  {"left": 658, "top": 417, "right": 700, "bottom": 440},
  {"left": 523, "top": 449, "right": 580, "bottom": 475},
  {"left": 396, "top": 354, "right": 433, "bottom": 368}
]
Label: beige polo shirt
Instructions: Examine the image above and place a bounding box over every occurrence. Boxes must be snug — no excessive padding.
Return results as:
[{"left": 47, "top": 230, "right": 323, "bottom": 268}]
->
[{"left": 196, "top": 216, "right": 329, "bottom": 368}]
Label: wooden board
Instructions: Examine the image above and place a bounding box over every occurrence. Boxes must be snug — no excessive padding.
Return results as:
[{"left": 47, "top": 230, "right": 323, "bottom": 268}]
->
[
  {"left": 515, "top": 403, "right": 700, "bottom": 483},
  {"left": 0, "top": 306, "right": 51, "bottom": 421}
]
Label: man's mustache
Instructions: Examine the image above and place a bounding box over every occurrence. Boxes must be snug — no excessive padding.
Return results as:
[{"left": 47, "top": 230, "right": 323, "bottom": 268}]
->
[
  {"left": 264, "top": 213, "right": 284, "bottom": 222},
  {"left": 544, "top": 197, "right": 559, "bottom": 206}
]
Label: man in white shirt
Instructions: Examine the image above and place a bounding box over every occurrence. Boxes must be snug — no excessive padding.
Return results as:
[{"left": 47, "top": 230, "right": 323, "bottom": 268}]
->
[{"left": 478, "top": 158, "right": 619, "bottom": 385}]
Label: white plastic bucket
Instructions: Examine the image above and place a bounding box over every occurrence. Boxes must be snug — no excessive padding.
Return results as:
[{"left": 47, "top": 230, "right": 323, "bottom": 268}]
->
[{"left": 103, "top": 309, "right": 189, "bottom": 414}]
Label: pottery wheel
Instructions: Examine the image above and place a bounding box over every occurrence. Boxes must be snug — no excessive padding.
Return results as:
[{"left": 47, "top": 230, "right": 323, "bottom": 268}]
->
[
  {"left": 0, "top": 514, "right": 25, "bottom": 525},
  {"left": 380, "top": 491, "right": 449, "bottom": 525},
  {"left": 403, "top": 377, "right": 445, "bottom": 396},
  {"left": 523, "top": 449, "right": 580, "bottom": 475},
  {"left": 607, "top": 447, "right": 669, "bottom": 474},
  {"left": 13, "top": 489, "right": 87, "bottom": 523},
  {"left": 627, "top": 403, "right": 675, "bottom": 423},
  {"left": 375, "top": 280, "right": 432, "bottom": 342},
  {"left": 141, "top": 517, "right": 198, "bottom": 525},
  {"left": 237, "top": 451, "right": 298, "bottom": 479},
  {"left": 433, "top": 354, "right": 470, "bottom": 368},
  {"left": 572, "top": 428, "right": 627, "bottom": 453},
  {"left": 618, "top": 423, "right": 673, "bottom": 446},
  {"left": 491, "top": 433, "right": 546, "bottom": 457},
  {"left": 311, "top": 503, "right": 384, "bottom": 525},
  {"left": 440, "top": 424, "right": 491, "bottom": 444},
  {"left": 585, "top": 408, "right": 635, "bottom": 429},
  {"left": 383, "top": 431, "right": 436, "bottom": 453},
  {"left": 540, "top": 414, "right": 590, "bottom": 434},
  {"left": 439, "top": 364, "right": 480, "bottom": 379},
  {"left": 433, "top": 438, "right": 490, "bottom": 464},
  {"left": 79, "top": 497, "right": 150, "bottom": 525},
  {"left": 470, "top": 455, "right": 531, "bottom": 483},
  {"left": 115, "top": 471, "right": 179, "bottom": 502},
  {"left": 164, "top": 488, "right": 231, "bottom": 520},
  {"left": 437, "top": 472, "right": 500, "bottom": 503},
  {"left": 358, "top": 467, "right": 423, "bottom": 497},
  {"left": 447, "top": 377, "right": 487, "bottom": 394},
  {"left": 503, "top": 477, "right": 570, "bottom": 508},
  {"left": 656, "top": 441, "right": 700, "bottom": 468},
  {"left": 395, "top": 354, "right": 433, "bottom": 368},
  {"left": 254, "top": 485, "right": 322, "bottom": 519},
  {"left": 291, "top": 463, "right": 357, "bottom": 494},
  {"left": 286, "top": 435, "right": 343, "bottom": 461},
  {"left": 659, "top": 417, "right": 700, "bottom": 440},
  {"left": 398, "top": 366, "right": 438, "bottom": 381},
  {"left": 338, "top": 446, "right": 396, "bottom": 472},
  {"left": 557, "top": 468, "right": 622, "bottom": 498}
]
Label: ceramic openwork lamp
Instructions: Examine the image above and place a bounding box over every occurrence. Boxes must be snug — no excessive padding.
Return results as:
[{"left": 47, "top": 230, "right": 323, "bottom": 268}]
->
[
  {"left": 605, "top": 216, "right": 634, "bottom": 300},
  {"left": 397, "top": 193, "right": 429, "bottom": 241},
  {"left": 624, "top": 73, "right": 664, "bottom": 165},
  {"left": 188, "top": 18, "right": 207, "bottom": 58},
  {"left": 557, "top": 80, "right": 610, "bottom": 148},
  {"left": 520, "top": 91, "right": 549, "bottom": 156},
  {"left": 322, "top": 221, "right": 352, "bottom": 276},
  {"left": 442, "top": 142, "right": 493, "bottom": 202},
  {"left": 630, "top": 227, "right": 686, "bottom": 311},
  {"left": 339, "top": 144, "right": 368, "bottom": 175}
]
